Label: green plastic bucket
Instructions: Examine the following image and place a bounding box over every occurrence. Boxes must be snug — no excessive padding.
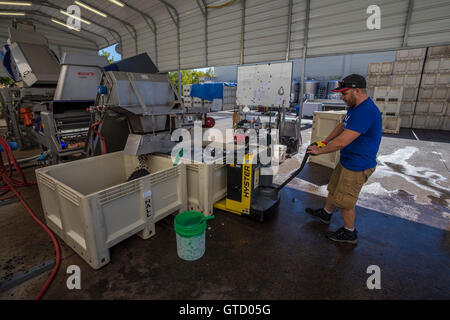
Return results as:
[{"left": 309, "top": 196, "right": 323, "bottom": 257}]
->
[{"left": 174, "top": 211, "right": 214, "bottom": 261}]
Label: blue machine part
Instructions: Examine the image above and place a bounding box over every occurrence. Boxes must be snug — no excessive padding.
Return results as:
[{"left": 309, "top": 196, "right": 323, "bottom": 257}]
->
[
  {"left": 1, "top": 45, "right": 19, "bottom": 82},
  {"left": 0, "top": 142, "right": 18, "bottom": 152},
  {"left": 190, "top": 82, "right": 237, "bottom": 101},
  {"left": 97, "top": 85, "right": 108, "bottom": 95}
]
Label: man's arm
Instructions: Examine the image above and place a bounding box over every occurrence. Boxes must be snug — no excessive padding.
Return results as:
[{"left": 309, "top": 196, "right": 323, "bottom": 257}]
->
[
  {"left": 308, "top": 129, "right": 360, "bottom": 155},
  {"left": 323, "top": 122, "right": 344, "bottom": 143}
]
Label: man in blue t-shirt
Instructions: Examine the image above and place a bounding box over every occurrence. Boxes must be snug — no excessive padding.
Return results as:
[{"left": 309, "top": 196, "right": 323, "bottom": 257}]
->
[{"left": 305, "top": 74, "right": 382, "bottom": 244}]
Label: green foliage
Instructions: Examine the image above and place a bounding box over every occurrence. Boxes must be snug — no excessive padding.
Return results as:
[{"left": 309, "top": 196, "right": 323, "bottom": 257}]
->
[
  {"left": 169, "top": 68, "right": 215, "bottom": 92},
  {"left": 100, "top": 50, "right": 114, "bottom": 63},
  {"left": 0, "top": 77, "right": 14, "bottom": 87}
]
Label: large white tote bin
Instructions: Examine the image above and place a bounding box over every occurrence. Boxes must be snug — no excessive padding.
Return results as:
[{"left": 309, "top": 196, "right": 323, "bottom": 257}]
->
[{"left": 36, "top": 152, "right": 187, "bottom": 269}]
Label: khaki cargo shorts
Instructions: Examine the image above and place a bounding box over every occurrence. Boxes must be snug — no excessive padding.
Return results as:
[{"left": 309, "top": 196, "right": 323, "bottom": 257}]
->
[{"left": 327, "top": 162, "right": 375, "bottom": 209}]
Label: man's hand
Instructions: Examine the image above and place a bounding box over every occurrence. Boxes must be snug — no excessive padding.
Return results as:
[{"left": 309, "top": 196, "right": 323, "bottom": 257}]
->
[{"left": 307, "top": 145, "right": 323, "bottom": 155}]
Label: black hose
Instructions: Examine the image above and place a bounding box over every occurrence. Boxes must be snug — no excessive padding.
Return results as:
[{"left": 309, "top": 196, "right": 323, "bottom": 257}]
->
[{"left": 274, "top": 152, "right": 310, "bottom": 193}]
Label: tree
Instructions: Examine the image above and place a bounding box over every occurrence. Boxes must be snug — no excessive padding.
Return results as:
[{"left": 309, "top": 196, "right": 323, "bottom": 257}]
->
[
  {"left": 169, "top": 68, "right": 214, "bottom": 92},
  {"left": 0, "top": 77, "right": 14, "bottom": 87},
  {"left": 100, "top": 50, "right": 114, "bottom": 63}
]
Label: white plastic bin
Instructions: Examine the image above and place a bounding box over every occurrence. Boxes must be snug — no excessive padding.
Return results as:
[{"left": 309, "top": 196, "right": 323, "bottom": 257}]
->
[
  {"left": 36, "top": 151, "right": 188, "bottom": 269},
  {"left": 158, "top": 152, "right": 227, "bottom": 217},
  {"left": 310, "top": 111, "right": 346, "bottom": 168},
  {"left": 382, "top": 116, "right": 401, "bottom": 134}
]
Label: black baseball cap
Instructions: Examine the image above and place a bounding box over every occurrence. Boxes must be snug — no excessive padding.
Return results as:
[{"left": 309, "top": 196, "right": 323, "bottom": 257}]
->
[{"left": 332, "top": 74, "right": 366, "bottom": 92}]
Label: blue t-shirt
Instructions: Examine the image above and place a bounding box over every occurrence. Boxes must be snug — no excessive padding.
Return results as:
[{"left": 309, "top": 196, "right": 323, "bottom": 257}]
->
[{"left": 340, "top": 97, "right": 382, "bottom": 171}]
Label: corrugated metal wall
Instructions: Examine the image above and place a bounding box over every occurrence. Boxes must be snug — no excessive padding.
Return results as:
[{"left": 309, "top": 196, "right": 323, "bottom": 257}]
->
[
  {"left": 180, "top": 10, "right": 205, "bottom": 69},
  {"left": 307, "top": 0, "right": 409, "bottom": 56},
  {"left": 243, "top": 0, "right": 290, "bottom": 64},
  {"left": 206, "top": 2, "right": 242, "bottom": 67},
  {"left": 1, "top": 0, "right": 449, "bottom": 74},
  {"left": 289, "top": 0, "right": 307, "bottom": 60},
  {"left": 407, "top": 0, "right": 450, "bottom": 46}
]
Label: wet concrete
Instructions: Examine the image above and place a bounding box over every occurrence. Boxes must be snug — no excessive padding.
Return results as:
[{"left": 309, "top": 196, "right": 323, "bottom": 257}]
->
[{"left": 0, "top": 121, "right": 449, "bottom": 299}]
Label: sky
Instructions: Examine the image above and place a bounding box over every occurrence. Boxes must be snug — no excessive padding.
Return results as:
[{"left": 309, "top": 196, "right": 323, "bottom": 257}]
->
[{"left": 98, "top": 44, "right": 121, "bottom": 62}]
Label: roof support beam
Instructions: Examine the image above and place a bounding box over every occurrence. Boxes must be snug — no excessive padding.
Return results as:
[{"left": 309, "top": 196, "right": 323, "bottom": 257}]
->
[
  {"left": 403, "top": 0, "right": 415, "bottom": 47},
  {"left": 196, "top": 0, "right": 208, "bottom": 67},
  {"left": 299, "top": 0, "right": 310, "bottom": 111},
  {"left": 286, "top": 0, "right": 293, "bottom": 61},
  {"left": 240, "top": 0, "right": 245, "bottom": 65}
]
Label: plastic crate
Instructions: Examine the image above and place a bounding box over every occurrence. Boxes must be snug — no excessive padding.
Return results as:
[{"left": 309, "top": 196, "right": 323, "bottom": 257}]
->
[
  {"left": 36, "top": 152, "right": 188, "bottom": 269},
  {"left": 366, "top": 75, "right": 391, "bottom": 86},
  {"left": 193, "top": 97, "right": 203, "bottom": 107},
  {"left": 400, "top": 114, "right": 413, "bottom": 128},
  {"left": 391, "top": 74, "right": 421, "bottom": 87},
  {"left": 401, "top": 87, "right": 419, "bottom": 101},
  {"left": 382, "top": 116, "right": 401, "bottom": 134},
  {"left": 183, "top": 84, "right": 192, "bottom": 97},
  {"left": 310, "top": 111, "right": 347, "bottom": 168},
  {"left": 367, "top": 62, "right": 393, "bottom": 75},
  {"left": 441, "top": 116, "right": 450, "bottom": 131},
  {"left": 393, "top": 60, "right": 424, "bottom": 74},
  {"left": 158, "top": 151, "right": 227, "bottom": 217},
  {"left": 396, "top": 48, "right": 426, "bottom": 60},
  {"left": 378, "top": 101, "right": 401, "bottom": 116},
  {"left": 415, "top": 101, "right": 448, "bottom": 115},
  {"left": 428, "top": 45, "right": 450, "bottom": 58},
  {"left": 420, "top": 73, "right": 450, "bottom": 87},
  {"left": 373, "top": 87, "right": 403, "bottom": 115},
  {"left": 414, "top": 101, "right": 429, "bottom": 114},
  {"left": 412, "top": 115, "right": 444, "bottom": 129},
  {"left": 418, "top": 87, "right": 450, "bottom": 101},
  {"left": 399, "top": 101, "right": 415, "bottom": 115},
  {"left": 423, "top": 57, "right": 450, "bottom": 73}
]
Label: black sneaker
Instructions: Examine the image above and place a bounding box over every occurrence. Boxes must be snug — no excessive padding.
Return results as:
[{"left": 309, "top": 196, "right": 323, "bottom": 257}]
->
[
  {"left": 326, "top": 227, "right": 358, "bottom": 244},
  {"left": 305, "top": 208, "right": 332, "bottom": 224}
]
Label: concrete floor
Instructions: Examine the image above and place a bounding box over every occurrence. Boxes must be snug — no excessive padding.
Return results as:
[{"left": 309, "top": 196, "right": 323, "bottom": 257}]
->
[{"left": 0, "top": 117, "right": 449, "bottom": 299}]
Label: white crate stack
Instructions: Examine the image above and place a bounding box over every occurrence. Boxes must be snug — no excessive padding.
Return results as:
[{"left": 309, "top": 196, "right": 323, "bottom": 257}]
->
[
  {"left": 414, "top": 46, "right": 450, "bottom": 130},
  {"left": 183, "top": 84, "right": 193, "bottom": 107},
  {"left": 394, "top": 48, "right": 427, "bottom": 130},
  {"left": 372, "top": 86, "right": 403, "bottom": 134},
  {"left": 223, "top": 85, "right": 237, "bottom": 110},
  {"left": 182, "top": 83, "right": 237, "bottom": 111}
]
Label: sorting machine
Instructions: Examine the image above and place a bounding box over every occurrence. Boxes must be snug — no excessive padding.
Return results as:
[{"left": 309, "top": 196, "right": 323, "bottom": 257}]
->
[{"left": 1, "top": 20, "right": 108, "bottom": 163}]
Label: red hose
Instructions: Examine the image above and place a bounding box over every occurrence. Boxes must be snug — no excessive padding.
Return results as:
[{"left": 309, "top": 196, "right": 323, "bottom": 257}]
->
[
  {"left": 0, "top": 137, "right": 60, "bottom": 300},
  {"left": 91, "top": 119, "right": 107, "bottom": 154}
]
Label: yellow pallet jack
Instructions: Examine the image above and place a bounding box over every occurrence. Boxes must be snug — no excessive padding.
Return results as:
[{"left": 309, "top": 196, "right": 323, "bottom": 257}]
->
[{"left": 214, "top": 141, "right": 325, "bottom": 221}]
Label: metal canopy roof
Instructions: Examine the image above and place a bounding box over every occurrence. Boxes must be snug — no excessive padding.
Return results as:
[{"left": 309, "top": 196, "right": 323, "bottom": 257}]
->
[{"left": 0, "top": 0, "right": 449, "bottom": 72}]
